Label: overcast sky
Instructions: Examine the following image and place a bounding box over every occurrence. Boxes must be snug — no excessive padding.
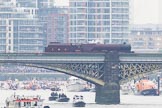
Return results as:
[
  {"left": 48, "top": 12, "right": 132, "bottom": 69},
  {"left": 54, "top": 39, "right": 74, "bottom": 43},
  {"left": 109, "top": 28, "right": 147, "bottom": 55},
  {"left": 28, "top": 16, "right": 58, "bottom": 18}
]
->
[
  {"left": 55, "top": 0, "right": 69, "bottom": 6},
  {"left": 133, "top": 0, "right": 159, "bottom": 24},
  {"left": 55, "top": 0, "right": 159, "bottom": 24}
]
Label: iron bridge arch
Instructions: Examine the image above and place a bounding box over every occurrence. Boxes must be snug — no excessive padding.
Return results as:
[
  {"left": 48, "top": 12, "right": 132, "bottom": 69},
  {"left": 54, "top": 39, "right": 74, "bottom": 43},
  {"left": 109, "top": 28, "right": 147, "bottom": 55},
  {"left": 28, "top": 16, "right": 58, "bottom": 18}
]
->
[
  {"left": 1, "top": 59, "right": 162, "bottom": 86},
  {"left": 22, "top": 62, "right": 162, "bottom": 85}
]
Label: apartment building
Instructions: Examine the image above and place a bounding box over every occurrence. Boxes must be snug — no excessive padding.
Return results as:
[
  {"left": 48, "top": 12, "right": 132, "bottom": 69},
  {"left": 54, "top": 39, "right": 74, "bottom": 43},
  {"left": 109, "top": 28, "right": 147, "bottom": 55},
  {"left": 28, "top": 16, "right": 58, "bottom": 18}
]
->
[
  {"left": 130, "top": 24, "right": 162, "bottom": 52},
  {"left": 69, "top": 0, "right": 130, "bottom": 44},
  {"left": 0, "top": 1, "right": 43, "bottom": 53}
]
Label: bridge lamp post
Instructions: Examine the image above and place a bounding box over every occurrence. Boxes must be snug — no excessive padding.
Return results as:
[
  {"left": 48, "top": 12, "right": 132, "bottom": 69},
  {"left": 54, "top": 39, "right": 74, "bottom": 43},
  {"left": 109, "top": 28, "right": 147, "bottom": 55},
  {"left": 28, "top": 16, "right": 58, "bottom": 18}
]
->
[{"left": 157, "top": 75, "right": 160, "bottom": 96}]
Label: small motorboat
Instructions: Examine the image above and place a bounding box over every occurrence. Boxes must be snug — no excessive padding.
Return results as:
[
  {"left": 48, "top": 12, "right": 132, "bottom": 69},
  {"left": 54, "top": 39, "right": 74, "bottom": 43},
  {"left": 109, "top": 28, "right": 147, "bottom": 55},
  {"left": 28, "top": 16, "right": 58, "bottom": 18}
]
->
[
  {"left": 49, "top": 96, "right": 58, "bottom": 101},
  {"left": 73, "top": 95, "right": 86, "bottom": 107},
  {"left": 56, "top": 93, "right": 70, "bottom": 102},
  {"left": 56, "top": 97, "right": 70, "bottom": 102},
  {"left": 44, "top": 106, "right": 50, "bottom": 108},
  {"left": 50, "top": 86, "right": 61, "bottom": 91},
  {"left": 49, "top": 92, "right": 59, "bottom": 101}
]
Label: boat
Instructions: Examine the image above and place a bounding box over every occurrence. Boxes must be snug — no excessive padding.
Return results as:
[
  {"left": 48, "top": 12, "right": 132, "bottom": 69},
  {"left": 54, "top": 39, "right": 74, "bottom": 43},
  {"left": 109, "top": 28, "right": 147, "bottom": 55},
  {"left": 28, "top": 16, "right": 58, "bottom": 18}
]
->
[
  {"left": 135, "top": 77, "right": 158, "bottom": 96},
  {"left": 5, "top": 94, "right": 44, "bottom": 108},
  {"left": 56, "top": 93, "right": 70, "bottom": 102},
  {"left": 49, "top": 92, "right": 59, "bottom": 101},
  {"left": 49, "top": 92, "right": 70, "bottom": 102},
  {"left": 50, "top": 86, "right": 61, "bottom": 91},
  {"left": 56, "top": 97, "right": 70, "bottom": 102},
  {"left": 66, "top": 76, "right": 89, "bottom": 92},
  {"left": 72, "top": 95, "right": 86, "bottom": 107}
]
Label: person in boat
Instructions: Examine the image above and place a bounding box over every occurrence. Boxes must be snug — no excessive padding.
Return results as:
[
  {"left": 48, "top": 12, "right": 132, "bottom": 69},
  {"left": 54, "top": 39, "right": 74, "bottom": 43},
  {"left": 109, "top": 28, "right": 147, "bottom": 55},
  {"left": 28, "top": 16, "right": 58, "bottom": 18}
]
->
[
  {"left": 59, "top": 93, "right": 67, "bottom": 98},
  {"left": 80, "top": 95, "right": 83, "bottom": 100},
  {"left": 51, "top": 92, "right": 58, "bottom": 97},
  {"left": 58, "top": 93, "right": 61, "bottom": 98},
  {"left": 73, "top": 95, "right": 77, "bottom": 102},
  {"left": 18, "top": 102, "right": 21, "bottom": 107},
  {"left": 5, "top": 99, "right": 9, "bottom": 107},
  {"left": 62, "top": 93, "right": 67, "bottom": 97},
  {"left": 55, "top": 92, "right": 58, "bottom": 96}
]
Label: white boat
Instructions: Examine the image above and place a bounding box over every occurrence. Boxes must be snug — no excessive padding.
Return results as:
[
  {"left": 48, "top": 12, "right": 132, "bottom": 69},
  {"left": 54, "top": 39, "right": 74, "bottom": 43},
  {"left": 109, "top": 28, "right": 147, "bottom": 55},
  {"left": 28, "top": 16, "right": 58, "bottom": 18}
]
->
[
  {"left": 66, "top": 77, "right": 89, "bottom": 92},
  {"left": 73, "top": 95, "right": 86, "bottom": 107},
  {"left": 5, "top": 94, "right": 44, "bottom": 108}
]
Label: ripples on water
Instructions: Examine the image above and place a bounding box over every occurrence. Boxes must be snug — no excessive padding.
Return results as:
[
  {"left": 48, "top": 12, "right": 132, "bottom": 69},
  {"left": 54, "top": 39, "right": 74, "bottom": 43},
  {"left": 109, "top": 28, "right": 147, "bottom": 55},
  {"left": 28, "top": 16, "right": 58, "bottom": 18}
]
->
[{"left": 0, "top": 90, "right": 162, "bottom": 108}]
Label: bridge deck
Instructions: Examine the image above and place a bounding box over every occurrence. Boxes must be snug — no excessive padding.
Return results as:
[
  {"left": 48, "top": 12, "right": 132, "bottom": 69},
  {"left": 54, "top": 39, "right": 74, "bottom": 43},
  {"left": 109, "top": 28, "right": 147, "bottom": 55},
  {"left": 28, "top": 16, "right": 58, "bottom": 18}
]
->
[
  {"left": 0, "top": 53, "right": 105, "bottom": 63},
  {"left": 1, "top": 53, "right": 162, "bottom": 63},
  {"left": 119, "top": 53, "right": 162, "bottom": 63}
]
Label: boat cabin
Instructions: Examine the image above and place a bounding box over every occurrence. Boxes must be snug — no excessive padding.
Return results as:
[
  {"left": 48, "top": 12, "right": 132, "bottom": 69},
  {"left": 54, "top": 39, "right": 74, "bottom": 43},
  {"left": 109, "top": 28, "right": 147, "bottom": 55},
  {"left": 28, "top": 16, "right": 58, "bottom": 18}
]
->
[
  {"left": 73, "top": 95, "right": 83, "bottom": 101},
  {"left": 73, "top": 95, "right": 85, "bottom": 107},
  {"left": 5, "top": 95, "right": 43, "bottom": 108}
]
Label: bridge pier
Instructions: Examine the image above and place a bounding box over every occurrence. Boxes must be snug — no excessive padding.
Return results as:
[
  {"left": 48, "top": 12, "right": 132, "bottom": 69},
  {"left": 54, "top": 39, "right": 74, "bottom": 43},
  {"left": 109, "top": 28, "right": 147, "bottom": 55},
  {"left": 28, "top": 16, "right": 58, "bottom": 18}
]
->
[{"left": 95, "top": 51, "right": 120, "bottom": 104}]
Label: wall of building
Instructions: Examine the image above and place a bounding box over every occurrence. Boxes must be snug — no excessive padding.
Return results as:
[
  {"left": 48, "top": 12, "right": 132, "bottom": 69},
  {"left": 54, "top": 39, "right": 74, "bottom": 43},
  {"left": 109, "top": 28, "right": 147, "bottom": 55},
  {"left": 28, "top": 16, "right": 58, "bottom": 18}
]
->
[
  {"left": 47, "top": 13, "right": 68, "bottom": 44},
  {"left": 0, "top": 1, "right": 44, "bottom": 53},
  {"left": 69, "top": 0, "right": 130, "bottom": 44},
  {"left": 130, "top": 24, "right": 162, "bottom": 53}
]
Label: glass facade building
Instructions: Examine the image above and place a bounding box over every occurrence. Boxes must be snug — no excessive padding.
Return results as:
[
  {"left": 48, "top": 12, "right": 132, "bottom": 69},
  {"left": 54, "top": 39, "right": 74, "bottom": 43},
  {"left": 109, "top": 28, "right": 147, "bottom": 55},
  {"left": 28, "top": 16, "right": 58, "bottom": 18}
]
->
[{"left": 69, "top": 0, "right": 130, "bottom": 44}]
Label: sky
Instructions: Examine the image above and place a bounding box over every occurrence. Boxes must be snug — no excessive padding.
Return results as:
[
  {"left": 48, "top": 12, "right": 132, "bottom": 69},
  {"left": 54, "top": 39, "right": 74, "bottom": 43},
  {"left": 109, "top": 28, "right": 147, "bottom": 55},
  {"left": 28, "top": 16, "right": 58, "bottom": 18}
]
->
[
  {"left": 55, "top": 0, "right": 69, "bottom": 6},
  {"left": 55, "top": 0, "right": 159, "bottom": 24},
  {"left": 133, "top": 0, "right": 159, "bottom": 24}
]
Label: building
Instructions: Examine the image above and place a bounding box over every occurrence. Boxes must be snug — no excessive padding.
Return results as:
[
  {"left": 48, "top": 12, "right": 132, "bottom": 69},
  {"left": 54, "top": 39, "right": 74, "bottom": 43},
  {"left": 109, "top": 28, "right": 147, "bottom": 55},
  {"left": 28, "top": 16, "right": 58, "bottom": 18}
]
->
[
  {"left": 37, "top": 0, "right": 55, "bottom": 8},
  {"left": 16, "top": 0, "right": 37, "bottom": 8},
  {"left": 0, "top": 0, "right": 55, "bottom": 8},
  {"left": 38, "top": 7, "right": 68, "bottom": 45},
  {"left": 130, "top": 24, "right": 162, "bottom": 53},
  {"left": 47, "top": 9, "right": 68, "bottom": 44},
  {"left": 0, "top": 1, "right": 44, "bottom": 53},
  {"left": 69, "top": 0, "right": 130, "bottom": 44}
]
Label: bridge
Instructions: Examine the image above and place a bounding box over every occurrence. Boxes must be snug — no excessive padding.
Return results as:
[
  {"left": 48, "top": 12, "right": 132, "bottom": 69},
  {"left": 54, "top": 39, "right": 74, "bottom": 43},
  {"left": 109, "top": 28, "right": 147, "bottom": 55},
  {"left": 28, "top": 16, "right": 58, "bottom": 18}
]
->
[{"left": 0, "top": 52, "right": 162, "bottom": 104}]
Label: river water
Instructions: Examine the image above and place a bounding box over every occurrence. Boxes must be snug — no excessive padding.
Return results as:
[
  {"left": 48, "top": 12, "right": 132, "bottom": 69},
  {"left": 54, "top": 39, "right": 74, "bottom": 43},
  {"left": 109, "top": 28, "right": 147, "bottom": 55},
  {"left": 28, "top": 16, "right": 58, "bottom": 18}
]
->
[{"left": 0, "top": 89, "right": 162, "bottom": 108}]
